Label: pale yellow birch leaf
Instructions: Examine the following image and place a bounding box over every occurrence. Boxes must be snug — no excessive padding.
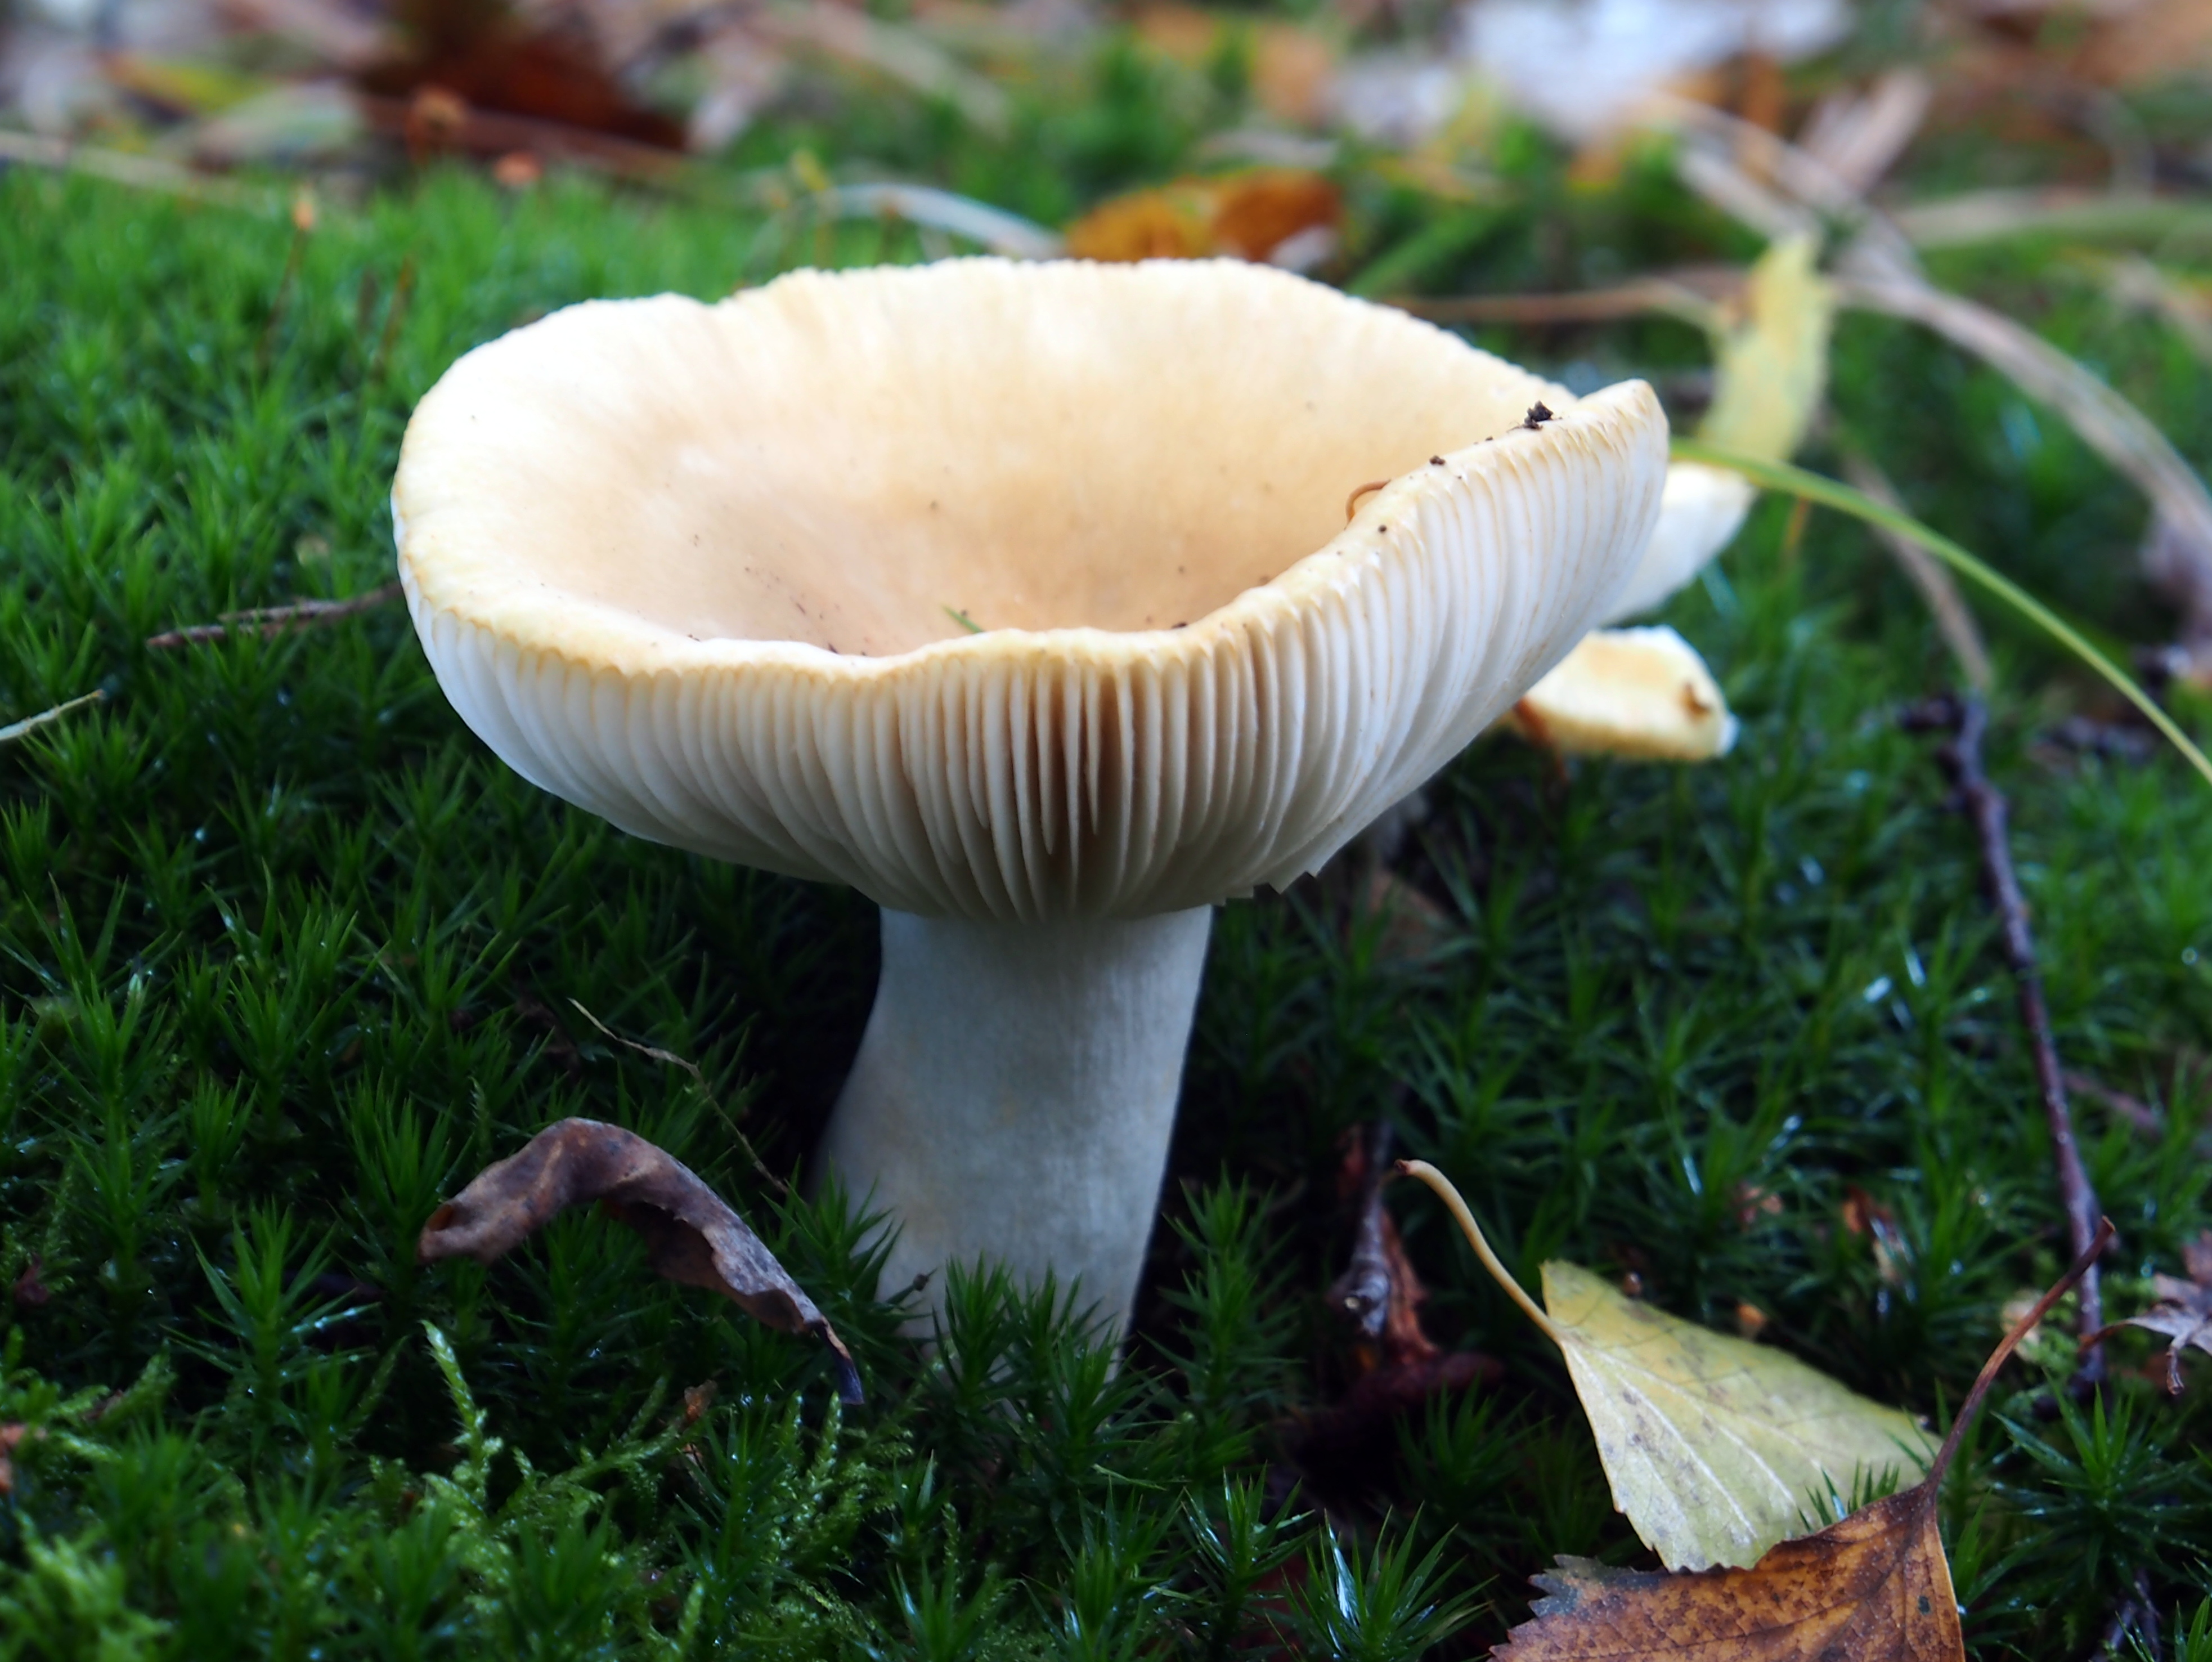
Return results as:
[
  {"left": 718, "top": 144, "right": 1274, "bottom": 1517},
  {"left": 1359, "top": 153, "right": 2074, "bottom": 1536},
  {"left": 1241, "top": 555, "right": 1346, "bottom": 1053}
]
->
[
  {"left": 1401, "top": 1162, "right": 1933, "bottom": 1574},
  {"left": 1543, "top": 1261, "right": 1933, "bottom": 1572},
  {"left": 1700, "top": 233, "right": 1833, "bottom": 464}
]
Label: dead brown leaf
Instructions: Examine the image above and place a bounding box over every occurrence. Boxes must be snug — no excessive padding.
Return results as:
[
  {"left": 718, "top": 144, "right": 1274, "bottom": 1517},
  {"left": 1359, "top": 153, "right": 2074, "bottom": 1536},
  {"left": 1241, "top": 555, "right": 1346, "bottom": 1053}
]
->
[
  {"left": 1331, "top": 1124, "right": 1441, "bottom": 1367},
  {"left": 360, "top": 12, "right": 685, "bottom": 150},
  {"left": 419, "top": 1118, "right": 860, "bottom": 1402},
  {"left": 1495, "top": 1490, "right": 1960, "bottom": 1662},
  {"left": 1064, "top": 170, "right": 1339, "bottom": 266},
  {"left": 2087, "top": 1229, "right": 2212, "bottom": 1393},
  {"left": 1294, "top": 1126, "right": 1501, "bottom": 1495},
  {"left": 1493, "top": 1220, "right": 2113, "bottom": 1662}
]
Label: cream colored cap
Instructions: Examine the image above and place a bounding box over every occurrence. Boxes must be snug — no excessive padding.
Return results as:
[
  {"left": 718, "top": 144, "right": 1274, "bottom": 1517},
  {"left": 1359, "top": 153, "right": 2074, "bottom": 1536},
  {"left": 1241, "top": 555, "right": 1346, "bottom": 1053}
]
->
[
  {"left": 1601, "top": 460, "right": 1755, "bottom": 624},
  {"left": 1507, "top": 625, "right": 1737, "bottom": 761},
  {"left": 394, "top": 259, "right": 1667, "bottom": 920}
]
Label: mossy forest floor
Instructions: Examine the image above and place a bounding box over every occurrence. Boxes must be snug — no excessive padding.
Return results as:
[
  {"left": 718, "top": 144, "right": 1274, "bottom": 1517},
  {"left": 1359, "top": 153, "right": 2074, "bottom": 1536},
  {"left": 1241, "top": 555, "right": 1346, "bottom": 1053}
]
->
[{"left": 7, "top": 114, "right": 2212, "bottom": 1660}]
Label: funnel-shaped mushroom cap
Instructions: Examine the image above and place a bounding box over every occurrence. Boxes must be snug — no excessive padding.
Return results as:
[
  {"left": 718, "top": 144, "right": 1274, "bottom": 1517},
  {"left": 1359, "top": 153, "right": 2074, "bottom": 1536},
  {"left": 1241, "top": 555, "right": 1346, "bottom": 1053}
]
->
[
  {"left": 396, "top": 259, "right": 1667, "bottom": 920},
  {"left": 1600, "top": 461, "right": 1756, "bottom": 625}
]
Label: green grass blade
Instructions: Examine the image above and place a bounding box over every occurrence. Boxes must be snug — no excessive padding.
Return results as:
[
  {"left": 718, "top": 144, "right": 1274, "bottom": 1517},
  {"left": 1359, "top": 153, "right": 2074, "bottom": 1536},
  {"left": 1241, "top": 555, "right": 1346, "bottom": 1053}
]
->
[{"left": 1672, "top": 438, "right": 2212, "bottom": 791}]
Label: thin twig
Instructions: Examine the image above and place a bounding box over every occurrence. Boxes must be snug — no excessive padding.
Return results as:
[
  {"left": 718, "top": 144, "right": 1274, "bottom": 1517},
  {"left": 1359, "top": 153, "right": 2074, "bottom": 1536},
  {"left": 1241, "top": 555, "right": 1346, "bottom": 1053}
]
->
[
  {"left": 0, "top": 129, "right": 270, "bottom": 211},
  {"left": 0, "top": 689, "right": 105, "bottom": 746},
  {"left": 1928, "top": 1217, "right": 2112, "bottom": 1486},
  {"left": 567, "top": 1000, "right": 788, "bottom": 1198},
  {"left": 368, "top": 258, "right": 417, "bottom": 386},
  {"left": 256, "top": 191, "right": 317, "bottom": 373},
  {"left": 1910, "top": 694, "right": 2107, "bottom": 1379},
  {"left": 1894, "top": 189, "right": 2212, "bottom": 252},
  {"left": 1392, "top": 278, "right": 1720, "bottom": 330},
  {"left": 567, "top": 998, "right": 706, "bottom": 1087},
  {"left": 145, "top": 580, "right": 403, "bottom": 649}
]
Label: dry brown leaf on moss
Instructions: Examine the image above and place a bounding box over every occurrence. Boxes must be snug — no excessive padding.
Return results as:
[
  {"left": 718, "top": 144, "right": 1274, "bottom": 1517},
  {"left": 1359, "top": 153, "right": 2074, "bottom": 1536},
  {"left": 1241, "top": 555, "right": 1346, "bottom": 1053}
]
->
[
  {"left": 1493, "top": 1221, "right": 2115, "bottom": 1662},
  {"left": 2086, "top": 1228, "right": 2212, "bottom": 1393},
  {"left": 419, "top": 1117, "right": 860, "bottom": 1402},
  {"left": 1064, "top": 170, "right": 1340, "bottom": 266},
  {"left": 1493, "top": 1490, "right": 1961, "bottom": 1662},
  {"left": 1401, "top": 1161, "right": 1930, "bottom": 1571}
]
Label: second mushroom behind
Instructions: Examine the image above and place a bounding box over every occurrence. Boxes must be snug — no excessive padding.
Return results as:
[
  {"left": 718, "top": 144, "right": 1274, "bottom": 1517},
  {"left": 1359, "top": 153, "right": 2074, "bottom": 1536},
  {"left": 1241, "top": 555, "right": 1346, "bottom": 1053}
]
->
[{"left": 392, "top": 258, "right": 1671, "bottom": 1341}]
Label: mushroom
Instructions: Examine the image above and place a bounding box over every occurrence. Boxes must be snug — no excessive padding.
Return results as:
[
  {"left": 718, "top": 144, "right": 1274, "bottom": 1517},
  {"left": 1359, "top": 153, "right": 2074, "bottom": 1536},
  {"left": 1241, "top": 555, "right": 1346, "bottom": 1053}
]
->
[
  {"left": 1504, "top": 625, "right": 1738, "bottom": 760},
  {"left": 392, "top": 258, "right": 1668, "bottom": 1337},
  {"left": 1500, "top": 463, "right": 1753, "bottom": 763},
  {"left": 1604, "top": 460, "right": 1756, "bottom": 624}
]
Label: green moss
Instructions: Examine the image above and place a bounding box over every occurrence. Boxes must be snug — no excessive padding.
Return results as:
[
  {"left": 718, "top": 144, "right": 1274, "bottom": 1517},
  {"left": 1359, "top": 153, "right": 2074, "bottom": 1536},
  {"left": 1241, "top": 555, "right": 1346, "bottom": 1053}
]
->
[{"left": 5, "top": 158, "right": 2212, "bottom": 1658}]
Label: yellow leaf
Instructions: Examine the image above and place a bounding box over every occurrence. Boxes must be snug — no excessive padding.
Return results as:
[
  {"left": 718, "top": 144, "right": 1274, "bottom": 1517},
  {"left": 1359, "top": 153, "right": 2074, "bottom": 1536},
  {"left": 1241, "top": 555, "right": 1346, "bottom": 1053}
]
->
[
  {"left": 1401, "top": 1161, "right": 1932, "bottom": 1573},
  {"left": 1700, "top": 234, "right": 1832, "bottom": 464},
  {"left": 1544, "top": 1261, "right": 1932, "bottom": 1571},
  {"left": 1492, "top": 1224, "right": 2112, "bottom": 1661}
]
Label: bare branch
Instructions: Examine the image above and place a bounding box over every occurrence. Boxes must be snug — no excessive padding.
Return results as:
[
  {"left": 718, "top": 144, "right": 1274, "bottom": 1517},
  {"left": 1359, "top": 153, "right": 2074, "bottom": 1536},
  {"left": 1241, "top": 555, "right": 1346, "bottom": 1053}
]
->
[
  {"left": 145, "top": 581, "right": 403, "bottom": 649},
  {"left": 0, "top": 690, "right": 105, "bottom": 747}
]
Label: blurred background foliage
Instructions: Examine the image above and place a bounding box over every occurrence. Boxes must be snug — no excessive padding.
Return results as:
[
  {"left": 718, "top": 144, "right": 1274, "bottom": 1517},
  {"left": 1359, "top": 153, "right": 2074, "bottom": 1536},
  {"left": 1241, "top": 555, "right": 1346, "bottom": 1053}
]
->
[{"left": 7, "top": 0, "right": 2212, "bottom": 1656}]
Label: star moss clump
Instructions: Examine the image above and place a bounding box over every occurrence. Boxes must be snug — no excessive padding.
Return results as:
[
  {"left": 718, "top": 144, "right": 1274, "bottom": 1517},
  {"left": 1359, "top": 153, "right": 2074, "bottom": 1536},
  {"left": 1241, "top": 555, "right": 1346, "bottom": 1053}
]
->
[{"left": 5, "top": 165, "right": 2212, "bottom": 1659}]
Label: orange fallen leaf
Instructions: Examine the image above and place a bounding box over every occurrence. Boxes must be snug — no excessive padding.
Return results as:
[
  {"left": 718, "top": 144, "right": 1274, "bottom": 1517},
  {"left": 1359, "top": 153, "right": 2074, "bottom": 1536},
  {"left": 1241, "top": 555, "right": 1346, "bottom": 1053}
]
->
[
  {"left": 1065, "top": 170, "right": 1340, "bottom": 266},
  {"left": 419, "top": 1117, "right": 859, "bottom": 1401},
  {"left": 1493, "top": 1220, "right": 2114, "bottom": 1662}
]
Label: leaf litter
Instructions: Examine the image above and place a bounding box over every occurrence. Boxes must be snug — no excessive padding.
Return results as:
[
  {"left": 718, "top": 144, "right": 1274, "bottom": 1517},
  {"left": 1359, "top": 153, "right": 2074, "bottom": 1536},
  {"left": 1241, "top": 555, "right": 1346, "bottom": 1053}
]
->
[
  {"left": 1492, "top": 1220, "right": 2114, "bottom": 1662},
  {"left": 1401, "top": 1160, "right": 1932, "bottom": 1573},
  {"left": 418, "top": 1117, "right": 861, "bottom": 1403},
  {"left": 2088, "top": 1229, "right": 2212, "bottom": 1394}
]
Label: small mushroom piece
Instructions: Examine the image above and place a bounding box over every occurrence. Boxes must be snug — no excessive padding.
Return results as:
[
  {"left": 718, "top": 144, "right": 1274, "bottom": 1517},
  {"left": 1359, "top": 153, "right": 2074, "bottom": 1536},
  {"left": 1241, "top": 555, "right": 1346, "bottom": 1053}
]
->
[
  {"left": 1482, "top": 460, "right": 1749, "bottom": 763},
  {"left": 393, "top": 259, "right": 1668, "bottom": 1337},
  {"left": 1505, "top": 625, "right": 1737, "bottom": 761},
  {"left": 1601, "top": 460, "right": 1756, "bottom": 625}
]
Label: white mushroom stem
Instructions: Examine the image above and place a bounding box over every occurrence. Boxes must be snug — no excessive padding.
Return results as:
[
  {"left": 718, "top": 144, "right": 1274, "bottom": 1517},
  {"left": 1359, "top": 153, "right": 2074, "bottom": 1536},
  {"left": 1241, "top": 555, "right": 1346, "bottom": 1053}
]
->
[{"left": 817, "top": 906, "right": 1215, "bottom": 1339}]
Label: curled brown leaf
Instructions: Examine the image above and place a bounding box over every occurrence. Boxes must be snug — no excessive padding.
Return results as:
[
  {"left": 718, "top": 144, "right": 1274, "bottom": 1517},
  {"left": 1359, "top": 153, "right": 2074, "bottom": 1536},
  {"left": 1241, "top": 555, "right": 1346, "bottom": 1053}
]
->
[{"left": 419, "top": 1118, "right": 860, "bottom": 1403}]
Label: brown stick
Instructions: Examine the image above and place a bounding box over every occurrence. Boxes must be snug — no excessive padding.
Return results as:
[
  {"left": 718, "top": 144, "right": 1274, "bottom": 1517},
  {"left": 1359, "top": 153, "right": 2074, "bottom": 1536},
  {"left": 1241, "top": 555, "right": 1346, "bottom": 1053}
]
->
[
  {"left": 1912, "top": 694, "right": 2107, "bottom": 1377},
  {"left": 145, "top": 580, "right": 403, "bottom": 649},
  {"left": 0, "top": 689, "right": 105, "bottom": 746},
  {"left": 1927, "top": 1216, "right": 2112, "bottom": 1486},
  {"left": 369, "top": 258, "right": 417, "bottom": 386},
  {"left": 1390, "top": 277, "right": 1722, "bottom": 329}
]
